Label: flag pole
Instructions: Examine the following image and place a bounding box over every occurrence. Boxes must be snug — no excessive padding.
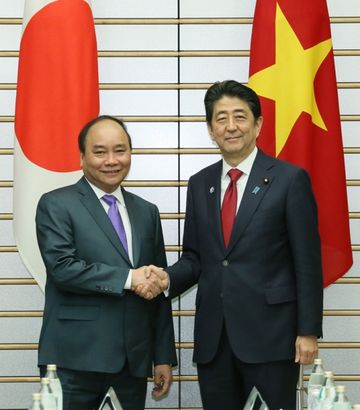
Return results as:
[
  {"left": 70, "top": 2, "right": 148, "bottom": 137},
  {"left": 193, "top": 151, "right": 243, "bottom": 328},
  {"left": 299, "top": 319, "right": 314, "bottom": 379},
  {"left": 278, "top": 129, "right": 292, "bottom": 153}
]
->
[{"left": 296, "top": 365, "right": 305, "bottom": 410}]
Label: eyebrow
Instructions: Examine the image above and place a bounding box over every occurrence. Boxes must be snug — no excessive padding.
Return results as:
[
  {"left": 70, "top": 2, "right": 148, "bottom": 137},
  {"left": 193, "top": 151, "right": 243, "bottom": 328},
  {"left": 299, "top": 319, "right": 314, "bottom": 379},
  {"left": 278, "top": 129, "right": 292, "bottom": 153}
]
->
[
  {"left": 92, "top": 144, "right": 127, "bottom": 149},
  {"left": 215, "top": 109, "right": 247, "bottom": 116}
]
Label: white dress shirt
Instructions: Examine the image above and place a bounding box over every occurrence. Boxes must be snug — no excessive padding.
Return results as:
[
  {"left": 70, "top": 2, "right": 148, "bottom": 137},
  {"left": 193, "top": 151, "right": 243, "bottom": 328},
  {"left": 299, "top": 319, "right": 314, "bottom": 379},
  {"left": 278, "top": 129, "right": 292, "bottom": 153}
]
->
[
  {"left": 221, "top": 146, "right": 258, "bottom": 212},
  {"left": 85, "top": 179, "right": 133, "bottom": 289}
]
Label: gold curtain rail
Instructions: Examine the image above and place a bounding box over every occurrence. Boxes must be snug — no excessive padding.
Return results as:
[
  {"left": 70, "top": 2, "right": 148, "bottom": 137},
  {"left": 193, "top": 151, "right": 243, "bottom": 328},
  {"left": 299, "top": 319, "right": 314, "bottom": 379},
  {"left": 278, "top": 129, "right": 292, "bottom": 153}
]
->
[
  {"left": 336, "top": 277, "right": 360, "bottom": 283},
  {"left": 1, "top": 115, "right": 360, "bottom": 123},
  {"left": 319, "top": 342, "right": 360, "bottom": 348},
  {"left": 2, "top": 213, "right": 359, "bottom": 221},
  {"left": 1, "top": 375, "right": 360, "bottom": 384},
  {"left": 0, "top": 212, "right": 186, "bottom": 221},
  {"left": 0, "top": 377, "right": 40, "bottom": 383},
  {"left": 0, "top": 311, "right": 43, "bottom": 317},
  {"left": 323, "top": 310, "right": 360, "bottom": 316},
  {"left": 2, "top": 342, "right": 360, "bottom": 350},
  {"left": 304, "top": 375, "right": 360, "bottom": 382},
  {"left": 0, "top": 277, "right": 358, "bottom": 286},
  {"left": 0, "top": 246, "right": 17, "bottom": 252},
  {"left": 1, "top": 17, "right": 360, "bottom": 25},
  {"left": 2, "top": 180, "right": 360, "bottom": 189},
  {"left": 0, "top": 279, "right": 37, "bottom": 285},
  {"left": 0, "top": 180, "right": 188, "bottom": 188},
  {"left": 1, "top": 50, "right": 360, "bottom": 58},
  {"left": 0, "top": 245, "right": 182, "bottom": 253},
  {"left": 2, "top": 148, "right": 360, "bottom": 155},
  {"left": 161, "top": 213, "right": 185, "bottom": 219},
  {"left": 176, "top": 342, "right": 360, "bottom": 350},
  {"left": 123, "top": 181, "right": 188, "bottom": 187},
  {"left": 1, "top": 82, "right": 360, "bottom": 91},
  {"left": 347, "top": 181, "right": 360, "bottom": 186},
  {"left": 0, "top": 343, "right": 38, "bottom": 350},
  {"left": 0, "top": 309, "right": 360, "bottom": 318},
  {"left": 6, "top": 180, "right": 360, "bottom": 188},
  {"left": 173, "top": 310, "right": 360, "bottom": 317}
]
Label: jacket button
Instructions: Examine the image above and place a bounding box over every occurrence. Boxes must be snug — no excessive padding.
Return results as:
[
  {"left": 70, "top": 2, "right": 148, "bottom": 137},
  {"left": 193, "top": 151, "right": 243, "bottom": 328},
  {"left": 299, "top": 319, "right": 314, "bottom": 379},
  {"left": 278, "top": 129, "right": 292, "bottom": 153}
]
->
[{"left": 222, "top": 260, "right": 229, "bottom": 267}]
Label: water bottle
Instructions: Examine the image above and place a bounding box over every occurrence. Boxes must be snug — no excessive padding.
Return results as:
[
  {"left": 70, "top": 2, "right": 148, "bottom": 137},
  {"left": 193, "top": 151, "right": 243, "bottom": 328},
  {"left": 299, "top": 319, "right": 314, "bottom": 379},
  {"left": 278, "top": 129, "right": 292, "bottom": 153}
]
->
[
  {"left": 39, "top": 377, "right": 57, "bottom": 410},
  {"left": 331, "top": 385, "right": 352, "bottom": 410},
  {"left": 45, "top": 364, "right": 63, "bottom": 410},
  {"left": 308, "top": 358, "right": 326, "bottom": 410},
  {"left": 318, "top": 371, "right": 336, "bottom": 410},
  {"left": 28, "top": 393, "right": 44, "bottom": 410}
]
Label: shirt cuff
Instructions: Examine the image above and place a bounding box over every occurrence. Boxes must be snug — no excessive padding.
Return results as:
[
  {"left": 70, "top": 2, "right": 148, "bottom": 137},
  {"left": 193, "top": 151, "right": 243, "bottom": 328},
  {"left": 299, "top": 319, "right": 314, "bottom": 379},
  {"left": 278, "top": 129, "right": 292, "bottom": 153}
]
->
[{"left": 124, "top": 269, "right": 132, "bottom": 289}]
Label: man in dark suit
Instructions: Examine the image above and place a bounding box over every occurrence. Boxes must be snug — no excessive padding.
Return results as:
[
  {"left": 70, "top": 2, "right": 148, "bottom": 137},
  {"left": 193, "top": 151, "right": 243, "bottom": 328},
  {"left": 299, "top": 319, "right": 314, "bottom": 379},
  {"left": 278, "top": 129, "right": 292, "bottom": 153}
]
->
[
  {"left": 137, "top": 80, "right": 323, "bottom": 409},
  {"left": 36, "top": 115, "right": 177, "bottom": 410}
]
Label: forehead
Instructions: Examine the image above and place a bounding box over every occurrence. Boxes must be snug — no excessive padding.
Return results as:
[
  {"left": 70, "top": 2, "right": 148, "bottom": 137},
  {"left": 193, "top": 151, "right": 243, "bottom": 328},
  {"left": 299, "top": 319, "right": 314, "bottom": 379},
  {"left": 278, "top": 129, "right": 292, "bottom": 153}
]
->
[
  {"left": 212, "top": 95, "right": 251, "bottom": 115},
  {"left": 86, "top": 119, "right": 129, "bottom": 146}
]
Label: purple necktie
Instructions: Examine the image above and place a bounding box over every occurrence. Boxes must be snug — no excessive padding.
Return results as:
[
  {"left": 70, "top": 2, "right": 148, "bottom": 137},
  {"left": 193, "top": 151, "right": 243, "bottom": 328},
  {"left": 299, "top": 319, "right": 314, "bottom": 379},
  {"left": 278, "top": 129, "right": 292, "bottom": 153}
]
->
[{"left": 102, "top": 194, "right": 128, "bottom": 254}]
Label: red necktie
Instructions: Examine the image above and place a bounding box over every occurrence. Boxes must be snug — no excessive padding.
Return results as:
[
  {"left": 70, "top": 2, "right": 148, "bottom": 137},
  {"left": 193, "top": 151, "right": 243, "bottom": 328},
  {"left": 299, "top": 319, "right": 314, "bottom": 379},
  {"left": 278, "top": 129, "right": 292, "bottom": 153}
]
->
[{"left": 221, "top": 169, "right": 242, "bottom": 247}]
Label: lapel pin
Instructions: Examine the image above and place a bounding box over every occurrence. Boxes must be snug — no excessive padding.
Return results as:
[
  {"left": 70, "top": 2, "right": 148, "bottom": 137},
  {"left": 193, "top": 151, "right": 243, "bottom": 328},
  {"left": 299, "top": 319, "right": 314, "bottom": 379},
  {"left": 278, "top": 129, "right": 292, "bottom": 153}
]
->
[
  {"left": 252, "top": 186, "right": 260, "bottom": 194},
  {"left": 264, "top": 177, "right": 269, "bottom": 184},
  {"left": 209, "top": 186, "right": 215, "bottom": 194}
]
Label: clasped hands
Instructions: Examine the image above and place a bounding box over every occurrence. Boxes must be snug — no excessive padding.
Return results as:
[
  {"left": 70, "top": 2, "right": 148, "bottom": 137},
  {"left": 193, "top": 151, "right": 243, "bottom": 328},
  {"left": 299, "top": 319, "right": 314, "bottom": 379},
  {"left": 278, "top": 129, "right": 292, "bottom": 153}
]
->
[{"left": 131, "top": 265, "right": 169, "bottom": 300}]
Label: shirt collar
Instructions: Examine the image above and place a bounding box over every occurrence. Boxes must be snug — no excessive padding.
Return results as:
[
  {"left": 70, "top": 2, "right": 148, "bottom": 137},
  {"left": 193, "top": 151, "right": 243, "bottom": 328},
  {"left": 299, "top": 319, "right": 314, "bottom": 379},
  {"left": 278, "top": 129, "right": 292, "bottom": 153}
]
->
[
  {"left": 85, "top": 177, "right": 126, "bottom": 207},
  {"left": 221, "top": 146, "right": 258, "bottom": 179}
]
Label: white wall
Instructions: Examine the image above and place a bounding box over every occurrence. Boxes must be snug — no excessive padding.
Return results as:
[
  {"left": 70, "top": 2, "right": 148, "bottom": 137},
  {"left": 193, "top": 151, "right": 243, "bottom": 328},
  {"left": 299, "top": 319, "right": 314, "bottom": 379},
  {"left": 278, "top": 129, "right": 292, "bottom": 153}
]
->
[{"left": 0, "top": 0, "right": 359, "bottom": 408}]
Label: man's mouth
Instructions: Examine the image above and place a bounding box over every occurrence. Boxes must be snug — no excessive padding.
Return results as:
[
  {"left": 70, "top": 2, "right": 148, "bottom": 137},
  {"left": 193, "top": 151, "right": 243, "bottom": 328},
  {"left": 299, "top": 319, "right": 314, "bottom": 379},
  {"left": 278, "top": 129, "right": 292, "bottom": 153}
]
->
[
  {"left": 225, "top": 135, "right": 241, "bottom": 141},
  {"left": 102, "top": 170, "right": 120, "bottom": 175}
]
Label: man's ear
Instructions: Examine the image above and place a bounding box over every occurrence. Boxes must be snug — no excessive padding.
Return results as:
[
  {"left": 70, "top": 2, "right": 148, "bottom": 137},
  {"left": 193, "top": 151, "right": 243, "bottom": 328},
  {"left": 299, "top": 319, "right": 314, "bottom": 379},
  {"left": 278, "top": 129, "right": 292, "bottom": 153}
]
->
[
  {"left": 255, "top": 116, "right": 263, "bottom": 138},
  {"left": 207, "top": 123, "right": 214, "bottom": 139},
  {"left": 80, "top": 153, "right": 84, "bottom": 168}
]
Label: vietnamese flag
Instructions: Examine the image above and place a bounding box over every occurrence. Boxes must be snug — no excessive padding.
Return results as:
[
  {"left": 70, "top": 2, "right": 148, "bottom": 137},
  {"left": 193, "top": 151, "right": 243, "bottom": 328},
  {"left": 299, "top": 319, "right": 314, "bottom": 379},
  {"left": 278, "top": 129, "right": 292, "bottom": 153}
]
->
[
  {"left": 14, "top": 0, "right": 99, "bottom": 290},
  {"left": 248, "top": 0, "right": 352, "bottom": 287}
]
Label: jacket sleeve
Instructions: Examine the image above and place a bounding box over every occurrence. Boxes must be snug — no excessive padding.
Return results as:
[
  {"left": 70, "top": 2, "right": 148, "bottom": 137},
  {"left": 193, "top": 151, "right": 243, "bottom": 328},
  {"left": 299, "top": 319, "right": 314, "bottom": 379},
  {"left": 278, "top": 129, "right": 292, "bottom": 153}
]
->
[
  {"left": 36, "top": 192, "right": 130, "bottom": 296},
  {"left": 167, "top": 177, "right": 201, "bottom": 298},
  {"left": 286, "top": 168, "right": 323, "bottom": 337},
  {"left": 152, "top": 205, "right": 177, "bottom": 366}
]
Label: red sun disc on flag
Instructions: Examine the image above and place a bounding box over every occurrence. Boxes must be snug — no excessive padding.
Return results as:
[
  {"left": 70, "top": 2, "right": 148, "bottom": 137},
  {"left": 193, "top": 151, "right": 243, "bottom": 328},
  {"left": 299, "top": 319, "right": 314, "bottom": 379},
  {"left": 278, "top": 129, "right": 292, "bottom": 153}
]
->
[{"left": 15, "top": 0, "right": 99, "bottom": 172}]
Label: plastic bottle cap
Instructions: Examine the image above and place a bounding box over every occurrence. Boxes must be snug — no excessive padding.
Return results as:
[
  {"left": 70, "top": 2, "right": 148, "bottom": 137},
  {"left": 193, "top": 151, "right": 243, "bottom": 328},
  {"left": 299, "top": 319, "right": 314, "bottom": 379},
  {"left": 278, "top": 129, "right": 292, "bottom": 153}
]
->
[
  {"left": 47, "top": 364, "right": 57, "bottom": 371},
  {"left": 336, "top": 385, "right": 346, "bottom": 393},
  {"left": 324, "top": 371, "right": 333, "bottom": 378},
  {"left": 32, "top": 393, "right": 41, "bottom": 400},
  {"left": 41, "top": 377, "right": 50, "bottom": 384},
  {"left": 314, "top": 358, "right": 323, "bottom": 364},
  {"left": 352, "top": 405, "right": 360, "bottom": 410}
]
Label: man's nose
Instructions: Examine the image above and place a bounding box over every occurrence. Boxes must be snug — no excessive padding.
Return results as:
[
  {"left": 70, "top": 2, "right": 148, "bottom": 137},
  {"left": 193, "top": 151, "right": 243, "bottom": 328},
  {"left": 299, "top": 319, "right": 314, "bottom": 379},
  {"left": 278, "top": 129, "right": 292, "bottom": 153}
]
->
[
  {"left": 226, "top": 117, "right": 237, "bottom": 131},
  {"left": 105, "top": 152, "right": 117, "bottom": 164}
]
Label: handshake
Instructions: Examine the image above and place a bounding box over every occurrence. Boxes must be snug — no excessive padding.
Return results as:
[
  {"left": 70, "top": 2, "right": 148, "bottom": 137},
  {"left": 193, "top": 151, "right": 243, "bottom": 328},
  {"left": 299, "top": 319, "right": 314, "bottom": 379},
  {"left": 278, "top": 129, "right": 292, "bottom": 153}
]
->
[{"left": 131, "top": 265, "right": 169, "bottom": 300}]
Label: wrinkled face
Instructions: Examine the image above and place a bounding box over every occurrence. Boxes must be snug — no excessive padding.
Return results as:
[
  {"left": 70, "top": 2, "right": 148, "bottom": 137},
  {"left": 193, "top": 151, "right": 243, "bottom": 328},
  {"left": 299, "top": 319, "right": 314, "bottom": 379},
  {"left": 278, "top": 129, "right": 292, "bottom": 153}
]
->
[
  {"left": 80, "top": 119, "right": 131, "bottom": 193},
  {"left": 208, "top": 95, "right": 263, "bottom": 166}
]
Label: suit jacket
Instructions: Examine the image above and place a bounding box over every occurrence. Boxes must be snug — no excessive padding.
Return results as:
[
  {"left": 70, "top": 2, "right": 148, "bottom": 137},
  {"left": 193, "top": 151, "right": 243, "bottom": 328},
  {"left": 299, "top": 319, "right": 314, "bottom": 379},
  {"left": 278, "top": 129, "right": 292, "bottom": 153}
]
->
[
  {"left": 36, "top": 176, "right": 176, "bottom": 377},
  {"left": 168, "top": 149, "right": 323, "bottom": 364}
]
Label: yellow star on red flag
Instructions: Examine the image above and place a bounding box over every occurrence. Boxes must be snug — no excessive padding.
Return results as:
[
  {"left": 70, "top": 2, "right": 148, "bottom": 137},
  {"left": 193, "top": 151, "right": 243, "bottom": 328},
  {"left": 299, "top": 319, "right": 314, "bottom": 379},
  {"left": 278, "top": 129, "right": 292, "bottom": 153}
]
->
[{"left": 249, "top": 3, "right": 332, "bottom": 156}]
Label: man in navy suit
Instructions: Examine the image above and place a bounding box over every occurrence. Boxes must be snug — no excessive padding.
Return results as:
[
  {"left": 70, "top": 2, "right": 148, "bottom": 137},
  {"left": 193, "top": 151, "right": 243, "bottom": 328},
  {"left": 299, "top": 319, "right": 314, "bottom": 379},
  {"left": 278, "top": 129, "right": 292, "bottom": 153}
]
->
[
  {"left": 36, "top": 115, "right": 176, "bottom": 410},
  {"left": 137, "top": 81, "right": 323, "bottom": 409}
]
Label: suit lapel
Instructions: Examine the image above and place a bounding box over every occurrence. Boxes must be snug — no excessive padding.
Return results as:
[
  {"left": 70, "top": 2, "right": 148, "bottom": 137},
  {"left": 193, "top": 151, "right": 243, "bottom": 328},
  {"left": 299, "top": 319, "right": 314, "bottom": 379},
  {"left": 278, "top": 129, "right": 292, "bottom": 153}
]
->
[
  {"left": 122, "top": 189, "right": 141, "bottom": 267},
  {"left": 227, "top": 150, "right": 275, "bottom": 254},
  {"left": 205, "top": 161, "right": 225, "bottom": 251},
  {"left": 76, "top": 177, "right": 131, "bottom": 263}
]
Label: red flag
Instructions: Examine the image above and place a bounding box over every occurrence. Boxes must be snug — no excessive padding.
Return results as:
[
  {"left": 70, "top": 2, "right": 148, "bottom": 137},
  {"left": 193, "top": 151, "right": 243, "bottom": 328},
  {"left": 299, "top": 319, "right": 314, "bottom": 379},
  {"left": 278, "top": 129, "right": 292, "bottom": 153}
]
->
[
  {"left": 14, "top": 0, "right": 99, "bottom": 290},
  {"left": 248, "top": 0, "right": 352, "bottom": 287}
]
